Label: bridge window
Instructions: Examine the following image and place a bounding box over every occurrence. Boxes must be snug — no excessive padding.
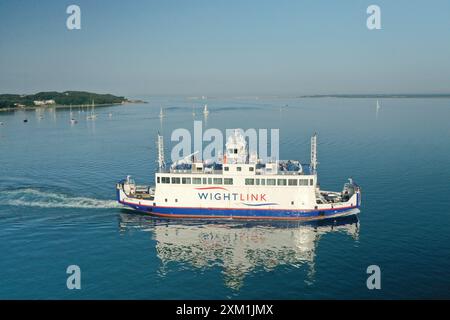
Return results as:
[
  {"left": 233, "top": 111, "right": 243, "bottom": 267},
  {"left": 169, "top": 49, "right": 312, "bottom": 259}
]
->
[
  {"left": 310, "top": 179, "right": 314, "bottom": 186},
  {"left": 224, "top": 166, "right": 229, "bottom": 171},
  {"left": 267, "top": 179, "right": 276, "bottom": 186},
  {"left": 237, "top": 167, "right": 242, "bottom": 172},
  {"left": 288, "top": 179, "right": 298, "bottom": 186},
  {"left": 171, "top": 177, "right": 180, "bottom": 184},
  {"left": 277, "top": 179, "right": 287, "bottom": 186},
  {"left": 224, "top": 178, "right": 233, "bottom": 185},
  {"left": 256, "top": 179, "right": 260, "bottom": 185},
  {"left": 249, "top": 167, "right": 254, "bottom": 172},
  {"left": 245, "top": 178, "right": 255, "bottom": 185},
  {"left": 208, "top": 178, "right": 212, "bottom": 184},
  {"left": 260, "top": 179, "right": 265, "bottom": 185},
  {"left": 157, "top": 177, "right": 160, "bottom": 183},
  {"left": 193, "top": 178, "right": 202, "bottom": 184},
  {"left": 203, "top": 178, "right": 207, "bottom": 184},
  {"left": 213, "top": 178, "right": 222, "bottom": 184},
  {"left": 182, "top": 177, "right": 191, "bottom": 184}
]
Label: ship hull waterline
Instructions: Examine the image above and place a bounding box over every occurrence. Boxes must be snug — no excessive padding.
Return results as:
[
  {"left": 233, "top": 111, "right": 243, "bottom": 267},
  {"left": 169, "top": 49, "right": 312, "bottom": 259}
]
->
[{"left": 117, "top": 189, "right": 361, "bottom": 221}]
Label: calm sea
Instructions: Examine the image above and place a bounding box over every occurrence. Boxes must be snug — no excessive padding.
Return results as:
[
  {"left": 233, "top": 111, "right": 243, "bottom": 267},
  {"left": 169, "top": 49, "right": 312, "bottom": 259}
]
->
[{"left": 0, "top": 96, "right": 449, "bottom": 299}]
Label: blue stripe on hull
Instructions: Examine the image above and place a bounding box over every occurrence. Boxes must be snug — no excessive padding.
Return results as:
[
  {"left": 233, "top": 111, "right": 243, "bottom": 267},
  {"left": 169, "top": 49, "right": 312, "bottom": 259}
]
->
[{"left": 118, "top": 202, "right": 358, "bottom": 220}]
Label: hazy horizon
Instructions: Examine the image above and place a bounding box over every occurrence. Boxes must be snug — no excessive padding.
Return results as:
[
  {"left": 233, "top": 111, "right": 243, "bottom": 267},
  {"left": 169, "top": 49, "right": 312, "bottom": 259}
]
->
[{"left": 1, "top": 0, "right": 450, "bottom": 96}]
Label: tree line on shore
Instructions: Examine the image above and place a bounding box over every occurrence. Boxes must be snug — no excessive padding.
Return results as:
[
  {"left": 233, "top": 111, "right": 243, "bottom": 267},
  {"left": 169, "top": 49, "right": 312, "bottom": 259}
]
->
[{"left": 0, "top": 91, "right": 127, "bottom": 109}]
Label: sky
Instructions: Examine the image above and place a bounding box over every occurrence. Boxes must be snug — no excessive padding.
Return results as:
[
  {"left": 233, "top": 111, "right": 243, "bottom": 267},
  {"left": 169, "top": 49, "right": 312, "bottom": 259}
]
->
[{"left": 1, "top": 0, "right": 450, "bottom": 96}]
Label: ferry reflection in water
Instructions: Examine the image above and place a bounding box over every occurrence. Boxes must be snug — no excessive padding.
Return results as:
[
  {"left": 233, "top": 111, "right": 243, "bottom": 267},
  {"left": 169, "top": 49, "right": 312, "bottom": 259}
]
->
[{"left": 118, "top": 213, "right": 360, "bottom": 290}]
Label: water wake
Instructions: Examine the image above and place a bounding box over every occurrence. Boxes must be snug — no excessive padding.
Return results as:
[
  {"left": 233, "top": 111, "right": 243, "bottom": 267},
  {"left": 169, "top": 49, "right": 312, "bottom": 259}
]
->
[{"left": 1, "top": 188, "right": 121, "bottom": 209}]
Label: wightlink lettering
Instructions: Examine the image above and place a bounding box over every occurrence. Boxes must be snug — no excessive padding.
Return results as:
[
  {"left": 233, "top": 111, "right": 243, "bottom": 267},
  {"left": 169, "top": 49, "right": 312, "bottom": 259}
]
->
[{"left": 198, "top": 192, "right": 267, "bottom": 202}]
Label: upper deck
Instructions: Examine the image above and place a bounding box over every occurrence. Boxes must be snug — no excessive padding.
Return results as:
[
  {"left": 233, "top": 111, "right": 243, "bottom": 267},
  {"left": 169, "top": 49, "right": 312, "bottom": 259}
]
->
[{"left": 160, "top": 160, "right": 312, "bottom": 176}]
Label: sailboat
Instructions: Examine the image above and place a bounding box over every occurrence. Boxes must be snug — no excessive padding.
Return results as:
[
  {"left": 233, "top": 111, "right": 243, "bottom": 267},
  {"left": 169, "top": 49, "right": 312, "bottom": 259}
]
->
[
  {"left": 159, "top": 106, "right": 164, "bottom": 119},
  {"left": 376, "top": 99, "right": 381, "bottom": 111},
  {"left": 86, "top": 100, "right": 97, "bottom": 120},
  {"left": 70, "top": 104, "right": 78, "bottom": 124},
  {"left": 203, "top": 104, "right": 209, "bottom": 116}
]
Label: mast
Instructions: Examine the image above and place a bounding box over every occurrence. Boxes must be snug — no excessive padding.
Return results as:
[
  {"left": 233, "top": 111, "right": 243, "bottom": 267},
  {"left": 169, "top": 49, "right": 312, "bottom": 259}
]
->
[
  {"left": 157, "top": 132, "right": 165, "bottom": 171},
  {"left": 310, "top": 133, "right": 318, "bottom": 175}
]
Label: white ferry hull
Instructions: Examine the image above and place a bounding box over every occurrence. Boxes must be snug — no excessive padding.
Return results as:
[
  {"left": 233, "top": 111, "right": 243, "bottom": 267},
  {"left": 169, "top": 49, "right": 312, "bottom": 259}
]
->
[{"left": 116, "top": 186, "right": 361, "bottom": 221}]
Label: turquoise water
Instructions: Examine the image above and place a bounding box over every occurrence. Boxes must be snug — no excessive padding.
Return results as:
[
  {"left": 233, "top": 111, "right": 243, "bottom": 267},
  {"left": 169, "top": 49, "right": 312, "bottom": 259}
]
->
[{"left": 0, "top": 97, "right": 449, "bottom": 299}]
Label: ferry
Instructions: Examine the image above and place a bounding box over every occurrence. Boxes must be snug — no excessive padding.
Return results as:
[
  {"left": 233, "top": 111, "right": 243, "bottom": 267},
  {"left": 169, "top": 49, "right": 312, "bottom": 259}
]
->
[{"left": 116, "top": 130, "right": 361, "bottom": 220}]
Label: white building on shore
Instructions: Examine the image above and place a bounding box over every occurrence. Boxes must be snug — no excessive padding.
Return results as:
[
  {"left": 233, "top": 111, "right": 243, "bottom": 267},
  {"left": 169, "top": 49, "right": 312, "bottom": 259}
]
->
[{"left": 33, "top": 100, "right": 56, "bottom": 106}]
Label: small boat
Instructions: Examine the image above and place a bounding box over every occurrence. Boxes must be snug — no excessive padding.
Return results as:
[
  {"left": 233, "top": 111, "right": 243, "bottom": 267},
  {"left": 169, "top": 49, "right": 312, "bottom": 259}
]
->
[
  {"left": 70, "top": 118, "right": 78, "bottom": 124},
  {"left": 23, "top": 119, "right": 28, "bottom": 123},
  {"left": 203, "top": 104, "right": 209, "bottom": 116}
]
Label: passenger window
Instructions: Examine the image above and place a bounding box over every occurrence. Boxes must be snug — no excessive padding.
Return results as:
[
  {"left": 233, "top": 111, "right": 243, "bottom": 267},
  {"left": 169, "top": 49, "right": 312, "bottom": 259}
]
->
[
  {"left": 171, "top": 177, "right": 180, "bottom": 184},
  {"left": 162, "top": 177, "right": 170, "bottom": 184}
]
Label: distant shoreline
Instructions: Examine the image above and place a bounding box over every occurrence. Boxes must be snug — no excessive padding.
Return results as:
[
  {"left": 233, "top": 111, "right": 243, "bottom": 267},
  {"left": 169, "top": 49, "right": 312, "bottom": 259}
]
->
[{"left": 299, "top": 94, "right": 450, "bottom": 99}]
